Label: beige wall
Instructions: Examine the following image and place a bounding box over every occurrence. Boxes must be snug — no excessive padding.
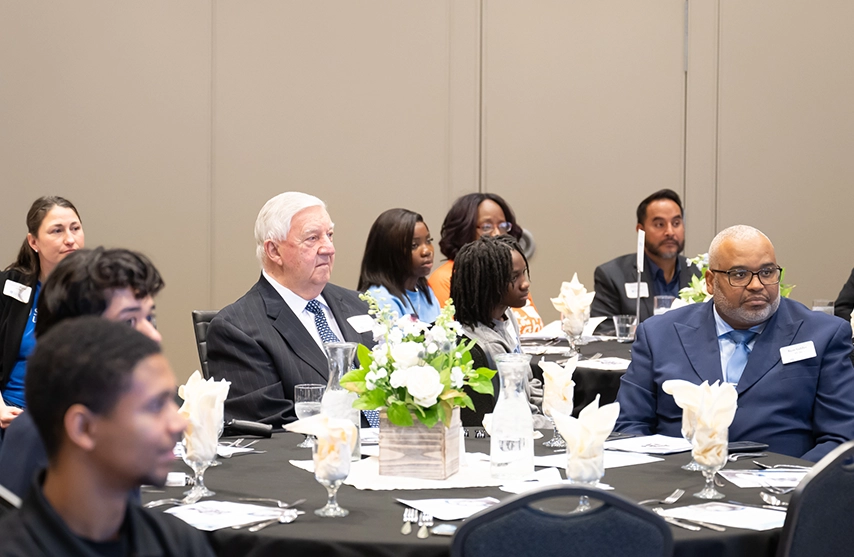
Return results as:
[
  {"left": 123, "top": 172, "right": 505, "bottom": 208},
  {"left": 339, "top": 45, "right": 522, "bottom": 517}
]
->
[{"left": 2, "top": 1, "right": 852, "bottom": 383}]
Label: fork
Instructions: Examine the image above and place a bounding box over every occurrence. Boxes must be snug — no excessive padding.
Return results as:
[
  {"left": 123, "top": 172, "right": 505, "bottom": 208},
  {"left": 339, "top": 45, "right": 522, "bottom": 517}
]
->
[
  {"left": 753, "top": 460, "right": 811, "bottom": 471},
  {"left": 416, "top": 513, "right": 433, "bottom": 539},
  {"left": 637, "top": 488, "right": 685, "bottom": 506},
  {"left": 237, "top": 497, "right": 306, "bottom": 509},
  {"left": 727, "top": 452, "right": 767, "bottom": 461},
  {"left": 401, "top": 508, "right": 417, "bottom": 535},
  {"left": 652, "top": 508, "right": 725, "bottom": 532}
]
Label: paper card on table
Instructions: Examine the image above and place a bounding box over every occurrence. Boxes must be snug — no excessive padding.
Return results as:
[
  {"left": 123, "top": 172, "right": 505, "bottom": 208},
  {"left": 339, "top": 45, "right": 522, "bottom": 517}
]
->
[
  {"left": 520, "top": 320, "right": 564, "bottom": 341},
  {"left": 583, "top": 316, "right": 607, "bottom": 337},
  {"left": 166, "top": 501, "right": 288, "bottom": 531},
  {"left": 521, "top": 345, "right": 566, "bottom": 356},
  {"left": 604, "top": 434, "right": 692, "bottom": 454},
  {"left": 360, "top": 427, "right": 380, "bottom": 445},
  {"left": 216, "top": 445, "right": 255, "bottom": 458},
  {"left": 500, "top": 467, "right": 614, "bottom": 495},
  {"left": 717, "top": 469, "right": 809, "bottom": 488},
  {"left": 661, "top": 502, "right": 786, "bottom": 531},
  {"left": 533, "top": 450, "right": 663, "bottom": 469},
  {"left": 395, "top": 497, "right": 500, "bottom": 521},
  {"left": 575, "top": 357, "right": 631, "bottom": 371}
]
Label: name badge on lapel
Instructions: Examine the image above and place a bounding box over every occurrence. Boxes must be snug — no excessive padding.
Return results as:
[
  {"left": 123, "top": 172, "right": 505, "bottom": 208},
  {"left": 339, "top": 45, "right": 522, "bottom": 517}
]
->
[
  {"left": 780, "top": 341, "right": 817, "bottom": 364},
  {"left": 624, "top": 282, "right": 649, "bottom": 299},
  {"left": 3, "top": 280, "right": 32, "bottom": 304},
  {"left": 347, "top": 314, "right": 374, "bottom": 334}
]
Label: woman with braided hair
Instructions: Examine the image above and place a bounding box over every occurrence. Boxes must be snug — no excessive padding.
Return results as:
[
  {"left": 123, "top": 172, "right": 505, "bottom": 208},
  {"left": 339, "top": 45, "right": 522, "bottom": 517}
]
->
[{"left": 450, "top": 235, "right": 547, "bottom": 427}]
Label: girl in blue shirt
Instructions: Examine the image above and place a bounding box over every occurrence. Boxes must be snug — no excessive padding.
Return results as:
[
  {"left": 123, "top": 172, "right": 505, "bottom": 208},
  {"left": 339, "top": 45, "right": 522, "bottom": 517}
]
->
[{"left": 358, "top": 208, "right": 440, "bottom": 323}]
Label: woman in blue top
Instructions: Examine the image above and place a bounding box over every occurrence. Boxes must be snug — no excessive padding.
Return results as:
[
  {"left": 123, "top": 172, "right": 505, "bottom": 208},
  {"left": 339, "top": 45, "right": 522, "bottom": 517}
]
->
[
  {"left": 358, "top": 208, "right": 440, "bottom": 323},
  {"left": 0, "top": 196, "right": 84, "bottom": 430}
]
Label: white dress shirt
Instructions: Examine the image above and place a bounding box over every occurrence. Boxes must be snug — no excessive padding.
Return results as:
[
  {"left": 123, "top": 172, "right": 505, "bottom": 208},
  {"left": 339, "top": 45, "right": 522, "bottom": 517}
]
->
[{"left": 262, "top": 271, "right": 345, "bottom": 350}]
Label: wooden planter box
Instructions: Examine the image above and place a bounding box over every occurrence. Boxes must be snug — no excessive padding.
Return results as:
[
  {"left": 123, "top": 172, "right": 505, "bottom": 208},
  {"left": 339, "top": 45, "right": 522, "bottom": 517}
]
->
[{"left": 378, "top": 407, "right": 461, "bottom": 480}]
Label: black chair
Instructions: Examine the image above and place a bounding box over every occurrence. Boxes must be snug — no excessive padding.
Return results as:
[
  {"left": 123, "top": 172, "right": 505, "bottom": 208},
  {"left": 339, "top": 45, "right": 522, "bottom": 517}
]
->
[
  {"left": 191, "top": 310, "right": 219, "bottom": 379},
  {"left": 451, "top": 485, "right": 673, "bottom": 557},
  {"left": 0, "top": 483, "right": 22, "bottom": 516},
  {"left": 775, "top": 440, "right": 854, "bottom": 557}
]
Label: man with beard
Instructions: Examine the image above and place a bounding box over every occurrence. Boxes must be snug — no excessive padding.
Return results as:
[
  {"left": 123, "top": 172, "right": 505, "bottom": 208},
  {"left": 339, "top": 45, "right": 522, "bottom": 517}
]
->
[
  {"left": 616, "top": 225, "right": 854, "bottom": 462},
  {"left": 591, "top": 189, "right": 701, "bottom": 331}
]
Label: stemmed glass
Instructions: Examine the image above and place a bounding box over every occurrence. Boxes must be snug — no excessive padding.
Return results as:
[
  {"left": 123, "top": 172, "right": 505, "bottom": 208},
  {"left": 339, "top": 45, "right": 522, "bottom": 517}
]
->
[
  {"left": 680, "top": 410, "right": 702, "bottom": 471},
  {"left": 543, "top": 415, "right": 566, "bottom": 448},
  {"left": 566, "top": 448, "right": 604, "bottom": 512},
  {"left": 692, "top": 429, "right": 728, "bottom": 500},
  {"left": 182, "top": 439, "right": 216, "bottom": 503},
  {"left": 561, "top": 312, "right": 585, "bottom": 355},
  {"left": 295, "top": 384, "right": 325, "bottom": 448},
  {"left": 313, "top": 438, "right": 351, "bottom": 517}
]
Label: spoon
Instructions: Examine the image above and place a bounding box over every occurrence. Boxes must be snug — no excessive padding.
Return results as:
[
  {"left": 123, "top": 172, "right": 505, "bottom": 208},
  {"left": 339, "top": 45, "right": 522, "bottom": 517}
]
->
[
  {"left": 759, "top": 491, "right": 788, "bottom": 508},
  {"left": 247, "top": 510, "right": 302, "bottom": 532}
]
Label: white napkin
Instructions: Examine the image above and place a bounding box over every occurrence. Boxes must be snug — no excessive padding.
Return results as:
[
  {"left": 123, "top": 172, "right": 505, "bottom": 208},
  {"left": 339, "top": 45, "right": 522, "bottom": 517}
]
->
[
  {"left": 178, "top": 371, "right": 230, "bottom": 462},
  {"left": 691, "top": 382, "right": 738, "bottom": 466},
  {"left": 662, "top": 379, "right": 707, "bottom": 440},
  {"left": 285, "top": 414, "right": 358, "bottom": 479},
  {"left": 552, "top": 395, "right": 619, "bottom": 481},
  {"left": 550, "top": 274, "right": 596, "bottom": 332},
  {"left": 538, "top": 355, "right": 576, "bottom": 417}
]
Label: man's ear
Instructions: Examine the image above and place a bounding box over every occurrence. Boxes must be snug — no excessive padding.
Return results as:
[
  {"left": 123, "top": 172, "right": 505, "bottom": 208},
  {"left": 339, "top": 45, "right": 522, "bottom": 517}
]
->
[
  {"left": 63, "top": 404, "right": 98, "bottom": 452},
  {"left": 635, "top": 223, "right": 644, "bottom": 233},
  {"left": 264, "top": 239, "right": 283, "bottom": 266},
  {"left": 705, "top": 269, "right": 716, "bottom": 296}
]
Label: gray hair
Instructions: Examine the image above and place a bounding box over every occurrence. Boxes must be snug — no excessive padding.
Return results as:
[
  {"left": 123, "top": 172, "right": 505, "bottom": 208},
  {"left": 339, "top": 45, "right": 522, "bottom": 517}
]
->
[
  {"left": 254, "top": 192, "right": 326, "bottom": 265},
  {"left": 708, "top": 225, "right": 772, "bottom": 268}
]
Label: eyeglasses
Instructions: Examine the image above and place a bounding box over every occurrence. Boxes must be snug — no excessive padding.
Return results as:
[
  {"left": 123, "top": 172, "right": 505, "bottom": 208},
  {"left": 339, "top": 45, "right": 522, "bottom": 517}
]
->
[
  {"left": 709, "top": 266, "right": 782, "bottom": 287},
  {"left": 477, "top": 221, "right": 513, "bottom": 235}
]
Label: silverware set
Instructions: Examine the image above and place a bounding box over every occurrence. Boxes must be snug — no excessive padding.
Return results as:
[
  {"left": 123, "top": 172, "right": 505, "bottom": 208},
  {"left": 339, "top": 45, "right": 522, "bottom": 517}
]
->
[
  {"left": 652, "top": 508, "right": 725, "bottom": 532},
  {"left": 400, "top": 508, "right": 418, "bottom": 535},
  {"left": 727, "top": 452, "right": 767, "bottom": 461},
  {"left": 416, "top": 513, "right": 434, "bottom": 539},
  {"left": 401, "top": 509, "right": 433, "bottom": 538},
  {"left": 637, "top": 488, "right": 685, "bottom": 506}
]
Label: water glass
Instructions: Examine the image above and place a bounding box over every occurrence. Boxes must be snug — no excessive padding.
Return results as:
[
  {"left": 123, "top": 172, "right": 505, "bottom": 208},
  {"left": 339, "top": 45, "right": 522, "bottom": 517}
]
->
[
  {"left": 295, "top": 384, "right": 325, "bottom": 448},
  {"left": 566, "top": 448, "right": 604, "bottom": 512},
  {"left": 613, "top": 315, "right": 637, "bottom": 343},
  {"left": 654, "top": 296, "right": 675, "bottom": 315},
  {"left": 313, "top": 438, "right": 351, "bottom": 517},
  {"left": 812, "top": 299, "right": 835, "bottom": 315}
]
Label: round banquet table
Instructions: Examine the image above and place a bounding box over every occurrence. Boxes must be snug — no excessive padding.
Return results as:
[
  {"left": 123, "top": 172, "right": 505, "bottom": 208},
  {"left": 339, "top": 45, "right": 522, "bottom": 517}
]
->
[{"left": 145, "top": 432, "right": 805, "bottom": 557}]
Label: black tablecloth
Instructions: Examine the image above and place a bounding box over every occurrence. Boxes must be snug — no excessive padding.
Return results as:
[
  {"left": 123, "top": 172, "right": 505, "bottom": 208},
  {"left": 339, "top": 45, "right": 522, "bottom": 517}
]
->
[
  {"left": 145, "top": 432, "right": 805, "bottom": 557},
  {"left": 527, "top": 339, "right": 632, "bottom": 415}
]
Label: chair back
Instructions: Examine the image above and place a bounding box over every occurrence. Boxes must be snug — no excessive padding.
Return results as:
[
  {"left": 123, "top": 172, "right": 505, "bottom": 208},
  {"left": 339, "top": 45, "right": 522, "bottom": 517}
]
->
[
  {"left": 451, "top": 485, "right": 673, "bottom": 557},
  {"left": 191, "top": 310, "right": 219, "bottom": 379},
  {"left": 776, "top": 440, "right": 854, "bottom": 557}
]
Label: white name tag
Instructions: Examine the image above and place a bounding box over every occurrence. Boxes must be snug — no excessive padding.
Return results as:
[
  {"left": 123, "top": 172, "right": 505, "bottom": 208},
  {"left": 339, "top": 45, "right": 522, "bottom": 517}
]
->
[
  {"left": 780, "top": 341, "right": 817, "bottom": 364},
  {"left": 624, "top": 282, "right": 649, "bottom": 299},
  {"left": 347, "top": 314, "right": 374, "bottom": 334},
  {"left": 3, "top": 279, "right": 32, "bottom": 304}
]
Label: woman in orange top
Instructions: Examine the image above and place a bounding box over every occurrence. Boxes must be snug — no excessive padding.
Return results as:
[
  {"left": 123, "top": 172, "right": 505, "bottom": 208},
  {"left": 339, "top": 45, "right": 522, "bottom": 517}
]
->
[{"left": 428, "top": 193, "right": 543, "bottom": 334}]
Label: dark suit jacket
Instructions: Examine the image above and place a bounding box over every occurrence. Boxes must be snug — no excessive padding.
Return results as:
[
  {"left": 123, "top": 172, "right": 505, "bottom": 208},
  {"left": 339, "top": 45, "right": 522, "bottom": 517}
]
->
[
  {"left": 206, "top": 276, "right": 373, "bottom": 426},
  {"left": 834, "top": 267, "right": 854, "bottom": 321},
  {"left": 616, "top": 297, "right": 854, "bottom": 462},
  {"left": 0, "top": 412, "right": 46, "bottom": 498},
  {"left": 591, "top": 253, "right": 700, "bottom": 332},
  {"left": 0, "top": 269, "right": 36, "bottom": 395}
]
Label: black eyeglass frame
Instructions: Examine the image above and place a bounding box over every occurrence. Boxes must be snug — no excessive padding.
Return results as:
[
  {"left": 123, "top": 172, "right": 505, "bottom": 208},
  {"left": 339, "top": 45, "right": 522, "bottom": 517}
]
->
[{"left": 709, "top": 265, "right": 783, "bottom": 287}]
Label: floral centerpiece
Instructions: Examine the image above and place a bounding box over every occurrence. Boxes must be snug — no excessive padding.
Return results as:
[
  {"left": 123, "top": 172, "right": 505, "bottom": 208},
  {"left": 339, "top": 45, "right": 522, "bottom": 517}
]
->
[
  {"left": 341, "top": 293, "right": 495, "bottom": 427},
  {"left": 679, "top": 253, "right": 795, "bottom": 304},
  {"left": 340, "top": 293, "right": 495, "bottom": 479}
]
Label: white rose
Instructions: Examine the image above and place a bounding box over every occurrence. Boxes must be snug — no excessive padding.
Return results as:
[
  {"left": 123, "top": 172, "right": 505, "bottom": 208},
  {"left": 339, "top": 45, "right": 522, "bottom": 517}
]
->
[
  {"left": 389, "top": 367, "right": 410, "bottom": 389},
  {"left": 372, "top": 345, "right": 389, "bottom": 367},
  {"left": 426, "top": 342, "right": 438, "bottom": 354},
  {"left": 390, "top": 341, "right": 423, "bottom": 369},
  {"left": 450, "top": 366, "right": 465, "bottom": 389},
  {"left": 365, "top": 370, "right": 378, "bottom": 390},
  {"left": 405, "top": 365, "right": 445, "bottom": 408}
]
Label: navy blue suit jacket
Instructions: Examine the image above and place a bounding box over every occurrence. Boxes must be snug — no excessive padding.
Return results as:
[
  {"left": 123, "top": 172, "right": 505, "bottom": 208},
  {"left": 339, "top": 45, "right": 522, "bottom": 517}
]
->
[
  {"left": 207, "top": 277, "right": 373, "bottom": 426},
  {"left": 616, "top": 297, "right": 854, "bottom": 462}
]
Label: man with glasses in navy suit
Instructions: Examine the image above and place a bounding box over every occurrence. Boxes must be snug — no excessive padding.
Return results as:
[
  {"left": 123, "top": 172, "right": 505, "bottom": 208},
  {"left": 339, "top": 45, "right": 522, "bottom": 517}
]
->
[{"left": 617, "top": 225, "right": 854, "bottom": 462}]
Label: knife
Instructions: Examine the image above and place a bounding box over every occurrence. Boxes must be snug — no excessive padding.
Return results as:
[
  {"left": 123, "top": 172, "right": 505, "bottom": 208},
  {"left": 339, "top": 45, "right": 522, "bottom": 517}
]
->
[{"left": 662, "top": 516, "right": 701, "bottom": 531}]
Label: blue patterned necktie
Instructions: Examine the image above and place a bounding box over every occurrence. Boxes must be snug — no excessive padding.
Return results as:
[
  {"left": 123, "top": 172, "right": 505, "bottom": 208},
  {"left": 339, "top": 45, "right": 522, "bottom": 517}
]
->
[
  {"left": 306, "top": 300, "right": 380, "bottom": 428},
  {"left": 724, "top": 329, "right": 757, "bottom": 385}
]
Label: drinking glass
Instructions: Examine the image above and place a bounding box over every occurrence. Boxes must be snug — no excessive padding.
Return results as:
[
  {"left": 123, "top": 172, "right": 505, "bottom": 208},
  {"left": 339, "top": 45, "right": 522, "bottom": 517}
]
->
[
  {"left": 680, "top": 409, "right": 702, "bottom": 471},
  {"left": 313, "top": 438, "right": 351, "bottom": 517},
  {"left": 812, "top": 299, "right": 835, "bottom": 315},
  {"left": 613, "top": 315, "right": 637, "bottom": 343},
  {"left": 561, "top": 312, "right": 585, "bottom": 355},
  {"left": 182, "top": 439, "right": 215, "bottom": 503},
  {"left": 692, "top": 429, "right": 727, "bottom": 500},
  {"left": 654, "top": 296, "right": 676, "bottom": 315},
  {"left": 295, "top": 384, "right": 325, "bottom": 448},
  {"left": 566, "top": 448, "right": 604, "bottom": 512}
]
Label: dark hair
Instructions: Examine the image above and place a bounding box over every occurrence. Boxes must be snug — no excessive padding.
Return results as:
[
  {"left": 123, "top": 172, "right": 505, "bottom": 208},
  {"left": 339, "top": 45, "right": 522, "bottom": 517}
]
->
[
  {"left": 25, "top": 316, "right": 161, "bottom": 459},
  {"left": 451, "top": 235, "right": 528, "bottom": 329},
  {"left": 636, "top": 189, "right": 683, "bottom": 225},
  {"left": 5, "top": 196, "right": 82, "bottom": 284},
  {"left": 357, "top": 209, "right": 433, "bottom": 312},
  {"left": 438, "top": 193, "right": 523, "bottom": 260},
  {"left": 36, "top": 247, "right": 165, "bottom": 337}
]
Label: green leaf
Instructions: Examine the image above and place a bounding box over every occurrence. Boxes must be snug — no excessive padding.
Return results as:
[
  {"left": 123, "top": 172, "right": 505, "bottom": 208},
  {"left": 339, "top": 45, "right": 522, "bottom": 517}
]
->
[
  {"left": 468, "top": 374, "right": 495, "bottom": 395},
  {"left": 387, "top": 402, "right": 414, "bottom": 426},
  {"left": 355, "top": 343, "right": 373, "bottom": 369},
  {"left": 457, "top": 393, "right": 475, "bottom": 411},
  {"left": 416, "top": 405, "right": 439, "bottom": 429},
  {"left": 352, "top": 388, "right": 387, "bottom": 410}
]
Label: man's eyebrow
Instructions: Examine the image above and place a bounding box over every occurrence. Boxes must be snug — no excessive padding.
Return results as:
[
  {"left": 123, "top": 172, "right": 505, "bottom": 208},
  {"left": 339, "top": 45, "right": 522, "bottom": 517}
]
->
[{"left": 116, "top": 304, "right": 143, "bottom": 316}]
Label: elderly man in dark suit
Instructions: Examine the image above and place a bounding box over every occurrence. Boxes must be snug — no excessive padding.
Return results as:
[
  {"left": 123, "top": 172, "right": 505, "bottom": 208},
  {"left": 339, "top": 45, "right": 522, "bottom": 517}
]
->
[
  {"left": 207, "top": 192, "right": 374, "bottom": 427},
  {"left": 591, "top": 189, "right": 701, "bottom": 332},
  {"left": 617, "top": 225, "right": 854, "bottom": 462}
]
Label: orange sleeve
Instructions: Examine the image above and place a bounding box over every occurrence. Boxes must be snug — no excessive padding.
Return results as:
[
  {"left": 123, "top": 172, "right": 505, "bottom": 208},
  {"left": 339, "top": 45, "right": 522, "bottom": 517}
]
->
[{"left": 428, "top": 260, "right": 454, "bottom": 308}]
